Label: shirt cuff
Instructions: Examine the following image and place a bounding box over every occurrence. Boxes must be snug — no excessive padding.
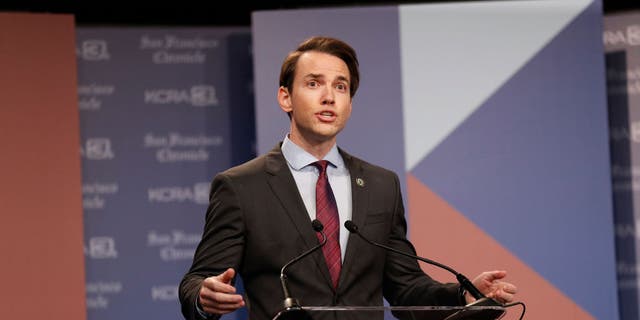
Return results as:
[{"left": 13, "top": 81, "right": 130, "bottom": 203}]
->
[{"left": 196, "top": 296, "right": 215, "bottom": 319}]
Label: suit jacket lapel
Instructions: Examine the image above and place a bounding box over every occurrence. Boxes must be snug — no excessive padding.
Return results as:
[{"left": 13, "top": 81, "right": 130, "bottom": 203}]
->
[
  {"left": 264, "top": 144, "right": 334, "bottom": 288},
  {"left": 339, "top": 149, "right": 369, "bottom": 289}
]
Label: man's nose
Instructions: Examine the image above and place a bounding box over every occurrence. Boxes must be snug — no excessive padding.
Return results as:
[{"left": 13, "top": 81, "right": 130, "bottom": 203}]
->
[{"left": 321, "top": 87, "right": 335, "bottom": 105}]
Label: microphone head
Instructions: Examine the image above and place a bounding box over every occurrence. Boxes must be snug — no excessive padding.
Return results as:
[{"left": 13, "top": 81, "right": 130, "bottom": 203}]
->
[
  {"left": 344, "top": 220, "right": 358, "bottom": 233},
  {"left": 311, "top": 219, "right": 324, "bottom": 232}
]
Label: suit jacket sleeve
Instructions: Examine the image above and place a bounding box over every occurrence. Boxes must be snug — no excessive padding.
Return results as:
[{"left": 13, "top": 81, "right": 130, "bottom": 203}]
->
[
  {"left": 381, "top": 172, "right": 462, "bottom": 306},
  {"left": 179, "top": 172, "right": 245, "bottom": 320}
]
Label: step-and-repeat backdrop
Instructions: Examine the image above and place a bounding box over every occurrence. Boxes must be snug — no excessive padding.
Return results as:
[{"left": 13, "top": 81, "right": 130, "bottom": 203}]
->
[
  {"left": 70, "top": 2, "right": 637, "bottom": 319},
  {"left": 604, "top": 11, "right": 640, "bottom": 320},
  {"left": 76, "top": 27, "right": 254, "bottom": 320}
]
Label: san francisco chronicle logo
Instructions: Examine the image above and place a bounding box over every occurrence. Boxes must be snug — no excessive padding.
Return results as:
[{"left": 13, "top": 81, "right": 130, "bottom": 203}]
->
[
  {"left": 86, "top": 281, "right": 122, "bottom": 309},
  {"left": 147, "top": 230, "right": 200, "bottom": 261},
  {"left": 77, "top": 40, "right": 111, "bottom": 61},
  {"left": 144, "top": 85, "right": 219, "bottom": 107}
]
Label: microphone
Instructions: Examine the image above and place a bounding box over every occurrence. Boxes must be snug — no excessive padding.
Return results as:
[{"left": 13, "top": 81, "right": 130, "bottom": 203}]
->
[
  {"left": 279, "top": 219, "right": 326, "bottom": 310},
  {"left": 344, "top": 220, "right": 501, "bottom": 308}
]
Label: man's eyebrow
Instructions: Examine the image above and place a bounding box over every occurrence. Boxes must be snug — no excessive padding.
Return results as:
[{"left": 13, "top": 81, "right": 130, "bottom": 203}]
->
[
  {"left": 301, "top": 73, "right": 350, "bottom": 88},
  {"left": 303, "top": 73, "right": 349, "bottom": 82},
  {"left": 335, "top": 75, "right": 349, "bottom": 83},
  {"left": 303, "top": 73, "right": 323, "bottom": 79}
]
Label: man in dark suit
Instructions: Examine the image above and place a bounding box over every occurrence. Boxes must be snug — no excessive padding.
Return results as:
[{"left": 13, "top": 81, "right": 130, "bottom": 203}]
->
[{"left": 179, "top": 36, "right": 517, "bottom": 320}]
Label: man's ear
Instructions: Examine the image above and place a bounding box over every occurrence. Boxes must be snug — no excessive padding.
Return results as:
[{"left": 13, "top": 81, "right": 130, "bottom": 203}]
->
[{"left": 278, "top": 86, "right": 292, "bottom": 113}]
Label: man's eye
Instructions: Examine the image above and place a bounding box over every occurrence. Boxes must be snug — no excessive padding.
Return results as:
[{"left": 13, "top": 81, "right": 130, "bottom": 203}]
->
[
  {"left": 308, "top": 81, "right": 318, "bottom": 87},
  {"left": 336, "top": 83, "right": 347, "bottom": 91}
]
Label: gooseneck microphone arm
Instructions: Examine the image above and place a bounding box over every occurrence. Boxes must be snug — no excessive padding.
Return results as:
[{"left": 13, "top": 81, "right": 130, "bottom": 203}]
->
[
  {"left": 344, "top": 220, "right": 491, "bottom": 304},
  {"left": 279, "top": 220, "right": 327, "bottom": 309}
]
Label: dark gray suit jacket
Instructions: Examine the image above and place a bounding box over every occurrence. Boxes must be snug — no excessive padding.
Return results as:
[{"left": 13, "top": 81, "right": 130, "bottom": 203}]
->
[{"left": 179, "top": 144, "right": 461, "bottom": 320}]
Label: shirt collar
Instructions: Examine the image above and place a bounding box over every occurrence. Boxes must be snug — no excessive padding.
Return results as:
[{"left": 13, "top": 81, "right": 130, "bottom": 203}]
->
[{"left": 282, "top": 135, "right": 344, "bottom": 171}]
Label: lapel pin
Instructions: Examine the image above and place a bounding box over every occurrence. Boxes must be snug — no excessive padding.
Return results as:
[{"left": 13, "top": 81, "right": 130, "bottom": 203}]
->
[{"left": 356, "top": 178, "right": 365, "bottom": 187}]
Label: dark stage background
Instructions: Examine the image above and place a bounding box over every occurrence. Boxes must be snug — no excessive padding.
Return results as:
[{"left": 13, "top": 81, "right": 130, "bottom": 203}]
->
[{"left": 1, "top": 0, "right": 639, "bottom": 26}]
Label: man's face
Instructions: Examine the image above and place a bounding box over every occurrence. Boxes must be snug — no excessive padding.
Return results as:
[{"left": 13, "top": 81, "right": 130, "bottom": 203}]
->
[{"left": 278, "top": 51, "right": 352, "bottom": 149}]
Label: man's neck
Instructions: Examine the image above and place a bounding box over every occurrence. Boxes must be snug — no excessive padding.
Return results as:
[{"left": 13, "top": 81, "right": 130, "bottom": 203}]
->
[{"left": 287, "top": 133, "right": 336, "bottom": 160}]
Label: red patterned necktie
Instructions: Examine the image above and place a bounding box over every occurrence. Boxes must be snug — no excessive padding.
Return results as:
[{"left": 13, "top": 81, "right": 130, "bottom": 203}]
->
[{"left": 312, "top": 160, "right": 341, "bottom": 288}]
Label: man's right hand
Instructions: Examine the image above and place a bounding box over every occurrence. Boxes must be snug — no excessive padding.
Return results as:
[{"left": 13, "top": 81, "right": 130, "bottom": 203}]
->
[{"left": 198, "top": 268, "right": 245, "bottom": 315}]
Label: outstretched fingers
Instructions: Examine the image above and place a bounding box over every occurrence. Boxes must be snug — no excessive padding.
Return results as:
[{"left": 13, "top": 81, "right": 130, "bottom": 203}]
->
[{"left": 199, "top": 268, "right": 245, "bottom": 315}]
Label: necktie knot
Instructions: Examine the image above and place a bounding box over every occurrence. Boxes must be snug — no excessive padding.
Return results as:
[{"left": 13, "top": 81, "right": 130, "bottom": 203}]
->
[{"left": 312, "top": 160, "right": 330, "bottom": 175}]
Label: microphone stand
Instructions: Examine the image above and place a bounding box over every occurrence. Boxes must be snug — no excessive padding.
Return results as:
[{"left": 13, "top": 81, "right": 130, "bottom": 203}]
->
[
  {"left": 344, "top": 220, "right": 505, "bottom": 320},
  {"left": 274, "top": 220, "right": 326, "bottom": 320}
]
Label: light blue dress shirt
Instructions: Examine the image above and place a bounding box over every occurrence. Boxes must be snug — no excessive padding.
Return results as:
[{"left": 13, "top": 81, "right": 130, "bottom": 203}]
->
[{"left": 281, "top": 136, "right": 352, "bottom": 260}]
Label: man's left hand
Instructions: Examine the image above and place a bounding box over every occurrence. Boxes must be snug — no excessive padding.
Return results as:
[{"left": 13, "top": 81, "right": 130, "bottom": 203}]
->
[{"left": 467, "top": 270, "right": 517, "bottom": 304}]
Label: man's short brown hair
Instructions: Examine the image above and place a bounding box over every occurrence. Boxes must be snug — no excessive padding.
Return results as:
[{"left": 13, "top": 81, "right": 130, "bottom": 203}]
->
[{"left": 279, "top": 36, "right": 360, "bottom": 98}]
